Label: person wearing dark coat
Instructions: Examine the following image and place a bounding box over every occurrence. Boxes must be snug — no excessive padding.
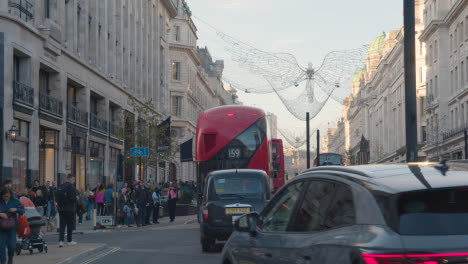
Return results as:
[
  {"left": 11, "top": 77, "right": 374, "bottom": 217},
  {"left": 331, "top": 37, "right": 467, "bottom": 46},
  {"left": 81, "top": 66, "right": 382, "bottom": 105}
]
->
[
  {"left": 0, "top": 187, "right": 24, "bottom": 264},
  {"left": 57, "top": 175, "right": 77, "bottom": 247},
  {"left": 134, "top": 182, "right": 148, "bottom": 227}
]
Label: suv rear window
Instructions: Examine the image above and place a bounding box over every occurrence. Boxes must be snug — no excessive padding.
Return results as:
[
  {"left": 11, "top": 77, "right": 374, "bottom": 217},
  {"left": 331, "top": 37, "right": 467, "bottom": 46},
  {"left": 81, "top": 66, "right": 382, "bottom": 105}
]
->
[
  {"left": 208, "top": 175, "right": 265, "bottom": 200},
  {"left": 398, "top": 188, "right": 468, "bottom": 235}
]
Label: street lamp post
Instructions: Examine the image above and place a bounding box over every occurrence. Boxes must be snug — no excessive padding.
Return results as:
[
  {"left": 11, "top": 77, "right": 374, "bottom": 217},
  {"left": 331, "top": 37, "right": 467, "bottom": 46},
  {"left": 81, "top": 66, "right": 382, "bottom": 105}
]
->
[{"left": 404, "top": 0, "right": 418, "bottom": 162}]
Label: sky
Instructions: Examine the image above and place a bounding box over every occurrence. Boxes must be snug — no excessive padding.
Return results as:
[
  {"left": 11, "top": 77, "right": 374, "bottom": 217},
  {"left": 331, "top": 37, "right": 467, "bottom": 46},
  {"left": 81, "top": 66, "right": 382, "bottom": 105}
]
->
[{"left": 186, "top": 0, "right": 404, "bottom": 147}]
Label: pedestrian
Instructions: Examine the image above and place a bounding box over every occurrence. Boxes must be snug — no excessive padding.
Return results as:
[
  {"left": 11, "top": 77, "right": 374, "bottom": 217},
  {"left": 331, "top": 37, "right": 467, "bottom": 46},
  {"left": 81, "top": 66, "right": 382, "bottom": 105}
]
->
[
  {"left": 0, "top": 187, "right": 24, "bottom": 264},
  {"left": 103, "top": 184, "right": 114, "bottom": 216},
  {"left": 135, "top": 182, "right": 147, "bottom": 227},
  {"left": 152, "top": 187, "right": 161, "bottom": 224},
  {"left": 32, "top": 189, "right": 47, "bottom": 218},
  {"left": 76, "top": 190, "right": 86, "bottom": 225},
  {"left": 1, "top": 180, "right": 15, "bottom": 199},
  {"left": 83, "top": 186, "right": 93, "bottom": 221},
  {"left": 144, "top": 184, "right": 152, "bottom": 225},
  {"left": 57, "top": 174, "right": 77, "bottom": 247},
  {"left": 167, "top": 183, "right": 178, "bottom": 222},
  {"left": 30, "top": 180, "right": 40, "bottom": 193},
  {"left": 95, "top": 184, "right": 105, "bottom": 216},
  {"left": 119, "top": 188, "right": 132, "bottom": 227}
]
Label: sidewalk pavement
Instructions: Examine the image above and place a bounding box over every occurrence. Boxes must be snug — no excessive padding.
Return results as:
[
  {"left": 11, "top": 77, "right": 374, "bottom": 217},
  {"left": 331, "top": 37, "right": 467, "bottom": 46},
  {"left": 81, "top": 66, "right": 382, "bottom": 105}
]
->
[
  {"left": 50, "top": 214, "right": 198, "bottom": 236},
  {"left": 16, "top": 243, "right": 106, "bottom": 264},
  {"left": 16, "top": 215, "right": 198, "bottom": 263}
]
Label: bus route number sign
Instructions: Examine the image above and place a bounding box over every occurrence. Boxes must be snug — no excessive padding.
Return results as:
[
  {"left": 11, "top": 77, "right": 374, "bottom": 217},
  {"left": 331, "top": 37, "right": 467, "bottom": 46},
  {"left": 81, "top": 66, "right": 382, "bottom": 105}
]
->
[{"left": 228, "top": 148, "right": 241, "bottom": 159}]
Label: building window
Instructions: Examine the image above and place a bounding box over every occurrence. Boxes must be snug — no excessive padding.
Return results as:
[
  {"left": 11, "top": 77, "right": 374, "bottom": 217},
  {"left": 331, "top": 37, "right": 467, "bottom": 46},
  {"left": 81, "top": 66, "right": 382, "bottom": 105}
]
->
[
  {"left": 172, "top": 62, "right": 180, "bottom": 80},
  {"left": 422, "top": 126, "right": 427, "bottom": 142},
  {"left": 39, "top": 69, "right": 49, "bottom": 95},
  {"left": 44, "top": 0, "right": 50, "bottom": 19},
  {"left": 174, "top": 26, "right": 180, "bottom": 42},
  {"left": 171, "top": 96, "right": 182, "bottom": 117},
  {"left": 455, "top": 29, "right": 458, "bottom": 50},
  {"left": 39, "top": 128, "right": 58, "bottom": 185},
  {"left": 450, "top": 34, "right": 453, "bottom": 51},
  {"left": 434, "top": 40, "right": 438, "bottom": 60},
  {"left": 455, "top": 66, "right": 459, "bottom": 91},
  {"left": 12, "top": 119, "right": 29, "bottom": 195},
  {"left": 451, "top": 70, "right": 454, "bottom": 93},
  {"left": 462, "top": 61, "right": 465, "bottom": 87},
  {"left": 109, "top": 148, "right": 121, "bottom": 185},
  {"left": 13, "top": 55, "right": 20, "bottom": 82},
  {"left": 461, "top": 22, "right": 465, "bottom": 43},
  {"left": 89, "top": 141, "right": 105, "bottom": 187},
  {"left": 465, "top": 16, "right": 468, "bottom": 40},
  {"left": 435, "top": 75, "right": 438, "bottom": 99}
]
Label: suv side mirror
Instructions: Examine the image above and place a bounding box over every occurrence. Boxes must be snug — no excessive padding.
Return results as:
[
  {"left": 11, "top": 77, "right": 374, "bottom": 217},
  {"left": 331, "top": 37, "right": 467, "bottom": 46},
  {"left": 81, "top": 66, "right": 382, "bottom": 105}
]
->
[{"left": 234, "top": 212, "right": 259, "bottom": 235}]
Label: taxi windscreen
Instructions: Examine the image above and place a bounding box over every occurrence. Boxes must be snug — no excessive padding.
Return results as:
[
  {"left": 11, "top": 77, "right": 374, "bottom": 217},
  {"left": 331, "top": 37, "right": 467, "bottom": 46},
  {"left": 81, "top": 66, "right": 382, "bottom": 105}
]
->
[{"left": 208, "top": 175, "right": 265, "bottom": 200}]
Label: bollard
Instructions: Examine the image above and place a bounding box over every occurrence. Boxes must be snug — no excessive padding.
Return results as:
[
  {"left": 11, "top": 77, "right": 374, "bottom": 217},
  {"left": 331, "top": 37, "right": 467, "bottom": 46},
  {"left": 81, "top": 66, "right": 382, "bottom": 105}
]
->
[
  {"left": 56, "top": 213, "right": 60, "bottom": 233},
  {"left": 93, "top": 208, "right": 97, "bottom": 228}
]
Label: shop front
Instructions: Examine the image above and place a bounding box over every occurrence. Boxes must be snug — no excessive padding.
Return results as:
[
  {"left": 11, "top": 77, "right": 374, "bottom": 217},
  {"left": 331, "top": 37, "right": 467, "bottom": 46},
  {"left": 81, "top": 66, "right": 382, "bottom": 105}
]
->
[
  {"left": 65, "top": 128, "right": 87, "bottom": 191},
  {"left": 39, "top": 127, "right": 58, "bottom": 185},
  {"left": 12, "top": 119, "right": 29, "bottom": 194},
  {"left": 89, "top": 141, "right": 105, "bottom": 187},
  {"left": 109, "top": 147, "right": 121, "bottom": 186}
]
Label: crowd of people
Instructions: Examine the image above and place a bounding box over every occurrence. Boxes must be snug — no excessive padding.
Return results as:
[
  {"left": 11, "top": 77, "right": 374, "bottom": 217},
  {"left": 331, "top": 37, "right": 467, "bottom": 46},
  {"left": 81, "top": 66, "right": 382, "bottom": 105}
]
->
[{"left": 0, "top": 177, "right": 197, "bottom": 264}]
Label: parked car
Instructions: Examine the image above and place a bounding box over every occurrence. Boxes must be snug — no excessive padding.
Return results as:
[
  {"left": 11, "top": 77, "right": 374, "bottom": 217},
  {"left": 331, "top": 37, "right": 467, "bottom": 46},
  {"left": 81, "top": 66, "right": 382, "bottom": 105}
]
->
[
  {"left": 222, "top": 162, "right": 468, "bottom": 264},
  {"left": 200, "top": 169, "right": 271, "bottom": 252}
]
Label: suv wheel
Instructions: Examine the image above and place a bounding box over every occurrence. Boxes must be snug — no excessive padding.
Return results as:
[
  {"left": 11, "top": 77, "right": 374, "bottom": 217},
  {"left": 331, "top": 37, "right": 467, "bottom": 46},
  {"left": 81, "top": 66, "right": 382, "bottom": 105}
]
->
[{"left": 201, "top": 238, "right": 214, "bottom": 252}]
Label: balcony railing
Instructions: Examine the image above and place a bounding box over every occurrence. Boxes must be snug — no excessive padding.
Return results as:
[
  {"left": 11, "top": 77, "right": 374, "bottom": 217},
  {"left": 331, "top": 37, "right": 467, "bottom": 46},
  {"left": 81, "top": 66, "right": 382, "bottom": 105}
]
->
[
  {"left": 442, "top": 123, "right": 468, "bottom": 141},
  {"left": 109, "top": 122, "right": 123, "bottom": 138},
  {"left": 91, "top": 114, "right": 108, "bottom": 133},
  {"left": 67, "top": 105, "right": 88, "bottom": 126},
  {"left": 13, "top": 81, "right": 34, "bottom": 107},
  {"left": 40, "top": 93, "right": 63, "bottom": 117},
  {"left": 8, "top": 0, "right": 34, "bottom": 22}
]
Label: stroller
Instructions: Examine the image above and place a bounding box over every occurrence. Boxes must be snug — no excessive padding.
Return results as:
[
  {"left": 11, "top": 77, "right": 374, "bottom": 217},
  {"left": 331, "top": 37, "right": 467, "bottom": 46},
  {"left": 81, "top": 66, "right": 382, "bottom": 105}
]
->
[{"left": 16, "top": 197, "right": 48, "bottom": 255}]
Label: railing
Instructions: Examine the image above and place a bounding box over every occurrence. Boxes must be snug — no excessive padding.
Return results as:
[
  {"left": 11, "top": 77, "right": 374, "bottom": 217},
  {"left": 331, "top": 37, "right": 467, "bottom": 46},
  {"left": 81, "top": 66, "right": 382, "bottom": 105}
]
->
[
  {"left": 67, "top": 105, "right": 88, "bottom": 126},
  {"left": 109, "top": 122, "right": 123, "bottom": 138},
  {"left": 40, "top": 93, "right": 63, "bottom": 117},
  {"left": 442, "top": 123, "right": 468, "bottom": 141},
  {"left": 13, "top": 81, "right": 34, "bottom": 107},
  {"left": 8, "top": 0, "right": 34, "bottom": 22},
  {"left": 91, "top": 114, "right": 108, "bottom": 133}
]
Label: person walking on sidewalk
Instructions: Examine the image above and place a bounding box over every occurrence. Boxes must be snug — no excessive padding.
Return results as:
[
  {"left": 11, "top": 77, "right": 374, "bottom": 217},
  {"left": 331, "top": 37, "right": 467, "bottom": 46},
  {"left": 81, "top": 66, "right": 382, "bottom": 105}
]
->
[
  {"left": 103, "top": 184, "right": 115, "bottom": 216},
  {"left": 152, "top": 187, "right": 161, "bottom": 224},
  {"left": 119, "top": 188, "right": 132, "bottom": 227},
  {"left": 135, "top": 182, "right": 147, "bottom": 227},
  {"left": 144, "top": 184, "right": 152, "bottom": 225},
  {"left": 0, "top": 187, "right": 24, "bottom": 264},
  {"left": 83, "top": 186, "right": 93, "bottom": 221},
  {"left": 167, "top": 183, "right": 178, "bottom": 222},
  {"left": 95, "top": 184, "right": 105, "bottom": 216},
  {"left": 57, "top": 174, "right": 77, "bottom": 247}
]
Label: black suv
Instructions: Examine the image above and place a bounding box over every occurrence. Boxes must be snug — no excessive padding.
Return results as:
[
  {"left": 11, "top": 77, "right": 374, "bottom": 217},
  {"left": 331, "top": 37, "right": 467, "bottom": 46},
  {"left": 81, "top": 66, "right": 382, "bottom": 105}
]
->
[
  {"left": 200, "top": 169, "right": 271, "bottom": 252},
  {"left": 222, "top": 163, "right": 468, "bottom": 264}
]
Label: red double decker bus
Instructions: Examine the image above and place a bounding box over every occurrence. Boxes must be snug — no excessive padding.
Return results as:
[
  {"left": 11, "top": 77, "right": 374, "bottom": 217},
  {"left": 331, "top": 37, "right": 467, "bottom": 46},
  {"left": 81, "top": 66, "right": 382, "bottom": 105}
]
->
[
  {"left": 271, "top": 139, "right": 285, "bottom": 191},
  {"left": 195, "top": 106, "right": 272, "bottom": 200}
]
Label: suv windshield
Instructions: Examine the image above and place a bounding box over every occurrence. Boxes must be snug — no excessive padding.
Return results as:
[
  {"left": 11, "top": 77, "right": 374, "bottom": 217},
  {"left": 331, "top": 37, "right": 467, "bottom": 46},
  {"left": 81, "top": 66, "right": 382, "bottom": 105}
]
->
[
  {"left": 208, "top": 175, "right": 265, "bottom": 200},
  {"left": 398, "top": 188, "right": 468, "bottom": 235}
]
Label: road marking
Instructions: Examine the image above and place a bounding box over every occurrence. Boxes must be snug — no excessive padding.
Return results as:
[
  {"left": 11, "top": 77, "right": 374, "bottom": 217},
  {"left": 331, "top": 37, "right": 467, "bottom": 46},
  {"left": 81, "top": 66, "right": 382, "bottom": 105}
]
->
[{"left": 79, "top": 247, "right": 120, "bottom": 264}]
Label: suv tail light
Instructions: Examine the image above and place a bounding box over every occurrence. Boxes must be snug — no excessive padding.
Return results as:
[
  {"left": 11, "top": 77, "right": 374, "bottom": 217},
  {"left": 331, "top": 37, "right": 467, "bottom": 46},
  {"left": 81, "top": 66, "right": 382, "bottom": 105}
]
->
[
  {"left": 362, "top": 253, "right": 468, "bottom": 264},
  {"left": 202, "top": 206, "right": 209, "bottom": 221}
]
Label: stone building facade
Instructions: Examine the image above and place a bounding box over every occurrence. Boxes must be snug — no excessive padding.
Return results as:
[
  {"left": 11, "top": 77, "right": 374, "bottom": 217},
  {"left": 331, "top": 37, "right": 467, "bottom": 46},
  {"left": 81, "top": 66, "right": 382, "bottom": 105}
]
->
[
  {"left": 420, "top": 0, "right": 468, "bottom": 161},
  {"left": 169, "top": 1, "right": 237, "bottom": 182},
  {"left": 326, "top": 0, "right": 427, "bottom": 164},
  {"left": 0, "top": 0, "right": 178, "bottom": 193}
]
